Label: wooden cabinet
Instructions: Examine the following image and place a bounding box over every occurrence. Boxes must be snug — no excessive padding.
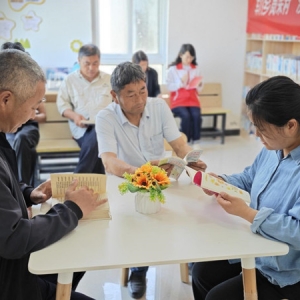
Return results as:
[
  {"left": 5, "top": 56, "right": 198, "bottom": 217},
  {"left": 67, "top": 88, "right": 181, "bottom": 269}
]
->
[{"left": 242, "top": 34, "right": 300, "bottom": 134}]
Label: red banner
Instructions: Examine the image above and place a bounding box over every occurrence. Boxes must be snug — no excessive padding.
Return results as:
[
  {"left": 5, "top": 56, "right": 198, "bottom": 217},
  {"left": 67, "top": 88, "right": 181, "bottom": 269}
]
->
[{"left": 247, "top": 0, "right": 300, "bottom": 36}]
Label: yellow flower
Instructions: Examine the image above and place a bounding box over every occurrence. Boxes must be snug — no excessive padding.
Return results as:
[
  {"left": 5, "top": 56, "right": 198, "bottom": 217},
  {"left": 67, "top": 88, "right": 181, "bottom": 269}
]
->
[{"left": 118, "top": 162, "right": 170, "bottom": 202}]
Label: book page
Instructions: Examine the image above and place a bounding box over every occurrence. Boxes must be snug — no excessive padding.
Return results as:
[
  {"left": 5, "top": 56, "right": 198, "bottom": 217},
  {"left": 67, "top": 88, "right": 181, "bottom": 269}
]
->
[
  {"left": 192, "top": 171, "right": 250, "bottom": 203},
  {"left": 158, "top": 149, "right": 203, "bottom": 180},
  {"left": 186, "top": 76, "right": 203, "bottom": 90},
  {"left": 50, "top": 173, "right": 111, "bottom": 220},
  {"left": 184, "top": 149, "right": 203, "bottom": 163}
]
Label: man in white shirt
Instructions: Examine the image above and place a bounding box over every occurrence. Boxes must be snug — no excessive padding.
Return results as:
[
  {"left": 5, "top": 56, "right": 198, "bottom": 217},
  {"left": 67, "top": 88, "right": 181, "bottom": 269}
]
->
[
  {"left": 57, "top": 44, "right": 111, "bottom": 174},
  {"left": 96, "top": 61, "right": 207, "bottom": 299}
]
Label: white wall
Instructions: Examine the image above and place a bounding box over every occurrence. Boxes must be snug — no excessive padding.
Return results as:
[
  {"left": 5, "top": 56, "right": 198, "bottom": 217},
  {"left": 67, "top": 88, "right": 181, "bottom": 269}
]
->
[
  {"left": 1, "top": 0, "right": 92, "bottom": 68},
  {"left": 1, "top": 0, "right": 248, "bottom": 130},
  {"left": 168, "top": 0, "right": 248, "bottom": 129}
]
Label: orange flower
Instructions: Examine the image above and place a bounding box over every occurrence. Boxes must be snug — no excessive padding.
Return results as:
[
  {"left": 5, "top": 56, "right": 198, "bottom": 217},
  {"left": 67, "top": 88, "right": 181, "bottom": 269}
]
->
[
  {"left": 137, "top": 163, "right": 153, "bottom": 174},
  {"left": 134, "top": 173, "right": 152, "bottom": 189},
  {"left": 152, "top": 172, "right": 170, "bottom": 186}
]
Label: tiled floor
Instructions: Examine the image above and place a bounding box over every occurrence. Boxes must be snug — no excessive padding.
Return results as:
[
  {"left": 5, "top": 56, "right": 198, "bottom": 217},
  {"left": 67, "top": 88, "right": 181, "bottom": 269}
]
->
[{"left": 75, "top": 134, "right": 263, "bottom": 300}]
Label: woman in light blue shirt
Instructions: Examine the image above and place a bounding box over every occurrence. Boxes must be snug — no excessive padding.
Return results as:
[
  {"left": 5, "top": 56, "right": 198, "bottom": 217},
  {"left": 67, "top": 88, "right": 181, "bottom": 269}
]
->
[{"left": 192, "top": 76, "right": 300, "bottom": 300}]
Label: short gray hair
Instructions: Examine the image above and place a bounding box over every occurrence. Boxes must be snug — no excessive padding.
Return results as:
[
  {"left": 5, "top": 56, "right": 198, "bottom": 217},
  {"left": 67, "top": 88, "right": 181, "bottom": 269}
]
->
[
  {"left": 78, "top": 44, "right": 100, "bottom": 59},
  {"left": 0, "top": 49, "right": 46, "bottom": 103},
  {"left": 111, "top": 62, "right": 146, "bottom": 94}
]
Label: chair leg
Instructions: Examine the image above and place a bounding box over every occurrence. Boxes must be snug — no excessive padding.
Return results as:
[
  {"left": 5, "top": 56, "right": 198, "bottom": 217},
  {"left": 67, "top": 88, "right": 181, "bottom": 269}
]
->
[
  {"left": 180, "top": 263, "right": 189, "bottom": 284},
  {"left": 121, "top": 268, "right": 129, "bottom": 286}
]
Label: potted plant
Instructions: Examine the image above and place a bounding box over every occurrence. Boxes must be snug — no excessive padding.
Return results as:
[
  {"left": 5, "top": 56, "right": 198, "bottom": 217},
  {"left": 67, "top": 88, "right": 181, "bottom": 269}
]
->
[{"left": 118, "top": 162, "right": 170, "bottom": 214}]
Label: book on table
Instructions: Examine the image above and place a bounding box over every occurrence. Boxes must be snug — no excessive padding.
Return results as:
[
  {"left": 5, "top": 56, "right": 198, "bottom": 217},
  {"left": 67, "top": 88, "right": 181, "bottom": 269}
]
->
[
  {"left": 50, "top": 173, "right": 111, "bottom": 220},
  {"left": 185, "top": 166, "right": 250, "bottom": 203},
  {"left": 186, "top": 76, "right": 203, "bottom": 90},
  {"left": 158, "top": 149, "right": 203, "bottom": 180}
]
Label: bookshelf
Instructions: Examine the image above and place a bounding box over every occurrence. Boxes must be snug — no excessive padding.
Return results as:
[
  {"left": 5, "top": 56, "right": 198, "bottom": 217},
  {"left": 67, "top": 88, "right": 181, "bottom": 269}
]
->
[{"left": 242, "top": 33, "right": 300, "bottom": 134}]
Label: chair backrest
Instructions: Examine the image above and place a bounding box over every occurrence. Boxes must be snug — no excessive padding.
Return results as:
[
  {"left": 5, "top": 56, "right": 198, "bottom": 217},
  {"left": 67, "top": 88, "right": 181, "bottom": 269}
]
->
[{"left": 199, "top": 83, "right": 222, "bottom": 108}]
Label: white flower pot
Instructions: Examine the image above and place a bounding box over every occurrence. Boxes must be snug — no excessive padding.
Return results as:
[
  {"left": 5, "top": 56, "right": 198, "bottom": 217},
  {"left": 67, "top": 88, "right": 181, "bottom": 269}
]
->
[{"left": 134, "top": 192, "right": 161, "bottom": 214}]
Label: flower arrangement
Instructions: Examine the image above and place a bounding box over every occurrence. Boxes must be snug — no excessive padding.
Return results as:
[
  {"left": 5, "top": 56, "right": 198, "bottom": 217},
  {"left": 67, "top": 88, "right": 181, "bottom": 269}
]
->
[{"left": 118, "top": 162, "right": 170, "bottom": 203}]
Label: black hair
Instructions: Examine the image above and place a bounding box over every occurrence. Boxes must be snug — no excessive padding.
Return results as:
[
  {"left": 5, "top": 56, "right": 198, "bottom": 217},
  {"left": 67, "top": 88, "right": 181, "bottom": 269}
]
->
[
  {"left": 78, "top": 44, "right": 100, "bottom": 59},
  {"left": 132, "top": 50, "right": 148, "bottom": 64},
  {"left": 110, "top": 62, "right": 146, "bottom": 94},
  {"left": 246, "top": 76, "right": 300, "bottom": 131},
  {"left": 1, "top": 42, "right": 25, "bottom": 52},
  {"left": 169, "top": 43, "right": 198, "bottom": 67}
]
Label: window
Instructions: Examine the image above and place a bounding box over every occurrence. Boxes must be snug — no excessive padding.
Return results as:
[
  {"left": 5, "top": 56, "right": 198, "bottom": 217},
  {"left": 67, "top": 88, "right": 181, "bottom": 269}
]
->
[{"left": 91, "top": 0, "right": 168, "bottom": 82}]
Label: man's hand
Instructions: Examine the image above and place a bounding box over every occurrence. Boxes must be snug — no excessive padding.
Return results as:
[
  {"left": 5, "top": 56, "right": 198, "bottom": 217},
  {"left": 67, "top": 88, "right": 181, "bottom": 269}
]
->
[
  {"left": 30, "top": 179, "right": 52, "bottom": 204},
  {"left": 73, "top": 114, "right": 88, "bottom": 128},
  {"left": 187, "top": 160, "right": 207, "bottom": 172},
  {"left": 150, "top": 160, "right": 174, "bottom": 177},
  {"left": 65, "top": 179, "right": 107, "bottom": 218},
  {"left": 216, "top": 192, "right": 257, "bottom": 223}
]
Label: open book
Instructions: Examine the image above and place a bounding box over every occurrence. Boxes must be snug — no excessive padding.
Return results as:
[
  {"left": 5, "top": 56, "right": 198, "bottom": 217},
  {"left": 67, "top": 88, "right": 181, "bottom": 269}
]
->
[
  {"left": 50, "top": 173, "right": 111, "bottom": 220},
  {"left": 186, "top": 76, "right": 203, "bottom": 90},
  {"left": 158, "top": 149, "right": 203, "bottom": 180},
  {"left": 185, "top": 167, "right": 250, "bottom": 203}
]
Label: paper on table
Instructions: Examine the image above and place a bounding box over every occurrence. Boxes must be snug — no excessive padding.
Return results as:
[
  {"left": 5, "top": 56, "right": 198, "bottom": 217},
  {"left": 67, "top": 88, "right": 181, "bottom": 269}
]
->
[
  {"left": 185, "top": 167, "right": 250, "bottom": 203},
  {"left": 186, "top": 76, "right": 203, "bottom": 90},
  {"left": 50, "top": 173, "right": 111, "bottom": 220}
]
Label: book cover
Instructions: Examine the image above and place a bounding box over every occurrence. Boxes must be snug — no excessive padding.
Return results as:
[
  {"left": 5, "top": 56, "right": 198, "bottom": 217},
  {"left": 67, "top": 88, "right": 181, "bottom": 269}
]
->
[
  {"left": 158, "top": 149, "right": 203, "bottom": 180},
  {"left": 185, "top": 167, "right": 250, "bottom": 203},
  {"left": 50, "top": 173, "right": 111, "bottom": 220},
  {"left": 186, "top": 76, "right": 203, "bottom": 90}
]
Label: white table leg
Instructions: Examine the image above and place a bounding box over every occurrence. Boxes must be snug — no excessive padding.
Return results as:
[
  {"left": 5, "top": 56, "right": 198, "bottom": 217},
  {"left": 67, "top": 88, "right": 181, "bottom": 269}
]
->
[
  {"left": 56, "top": 272, "right": 73, "bottom": 300},
  {"left": 241, "top": 257, "right": 258, "bottom": 300}
]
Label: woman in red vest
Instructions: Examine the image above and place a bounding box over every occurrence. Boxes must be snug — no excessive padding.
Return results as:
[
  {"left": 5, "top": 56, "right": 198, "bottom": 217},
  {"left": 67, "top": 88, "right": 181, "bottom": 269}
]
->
[{"left": 166, "top": 44, "right": 203, "bottom": 145}]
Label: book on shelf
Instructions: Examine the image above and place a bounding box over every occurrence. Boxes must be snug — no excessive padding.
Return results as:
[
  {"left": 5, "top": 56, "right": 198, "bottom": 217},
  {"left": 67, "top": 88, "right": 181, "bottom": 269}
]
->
[
  {"left": 186, "top": 76, "right": 203, "bottom": 90},
  {"left": 158, "top": 149, "right": 203, "bottom": 180},
  {"left": 50, "top": 173, "right": 111, "bottom": 220},
  {"left": 185, "top": 166, "right": 250, "bottom": 203}
]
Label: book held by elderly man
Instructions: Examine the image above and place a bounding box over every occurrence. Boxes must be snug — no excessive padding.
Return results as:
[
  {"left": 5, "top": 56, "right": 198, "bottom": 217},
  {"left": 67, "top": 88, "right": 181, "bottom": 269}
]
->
[
  {"left": 158, "top": 149, "right": 203, "bottom": 180},
  {"left": 50, "top": 173, "right": 111, "bottom": 220}
]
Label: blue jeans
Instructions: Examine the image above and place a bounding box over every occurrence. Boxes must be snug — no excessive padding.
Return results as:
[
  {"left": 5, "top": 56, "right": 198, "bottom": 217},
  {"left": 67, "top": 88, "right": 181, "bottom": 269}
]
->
[
  {"left": 74, "top": 126, "right": 105, "bottom": 174},
  {"left": 172, "top": 106, "right": 202, "bottom": 142}
]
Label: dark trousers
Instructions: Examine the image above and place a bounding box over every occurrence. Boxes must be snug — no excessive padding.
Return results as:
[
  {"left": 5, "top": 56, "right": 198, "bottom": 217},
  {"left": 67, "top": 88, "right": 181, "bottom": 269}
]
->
[
  {"left": 130, "top": 266, "right": 148, "bottom": 275},
  {"left": 6, "top": 124, "right": 39, "bottom": 186},
  {"left": 172, "top": 106, "right": 202, "bottom": 142},
  {"left": 38, "top": 272, "right": 94, "bottom": 300},
  {"left": 192, "top": 260, "right": 300, "bottom": 300},
  {"left": 74, "top": 126, "right": 105, "bottom": 174}
]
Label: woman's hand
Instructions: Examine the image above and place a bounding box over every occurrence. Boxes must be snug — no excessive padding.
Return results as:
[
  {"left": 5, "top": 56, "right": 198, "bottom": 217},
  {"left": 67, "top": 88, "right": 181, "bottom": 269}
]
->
[{"left": 216, "top": 192, "right": 258, "bottom": 223}]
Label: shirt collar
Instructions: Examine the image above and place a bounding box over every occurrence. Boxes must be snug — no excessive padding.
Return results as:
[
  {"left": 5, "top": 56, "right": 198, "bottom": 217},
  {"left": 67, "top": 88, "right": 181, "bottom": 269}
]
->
[
  {"left": 115, "top": 101, "right": 150, "bottom": 126},
  {"left": 77, "top": 70, "right": 102, "bottom": 83},
  {"left": 176, "top": 63, "right": 196, "bottom": 70},
  {"left": 277, "top": 146, "right": 300, "bottom": 165}
]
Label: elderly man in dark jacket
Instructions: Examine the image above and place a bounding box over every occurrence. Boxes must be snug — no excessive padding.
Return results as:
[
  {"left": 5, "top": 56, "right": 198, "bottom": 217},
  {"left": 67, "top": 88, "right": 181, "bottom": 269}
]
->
[{"left": 0, "top": 49, "right": 105, "bottom": 299}]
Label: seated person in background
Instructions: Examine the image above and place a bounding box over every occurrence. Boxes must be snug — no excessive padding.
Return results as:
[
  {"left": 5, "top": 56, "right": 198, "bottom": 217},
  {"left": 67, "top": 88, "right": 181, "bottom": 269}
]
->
[
  {"left": 2, "top": 42, "right": 46, "bottom": 187},
  {"left": 0, "top": 49, "right": 105, "bottom": 300},
  {"left": 95, "top": 61, "right": 207, "bottom": 299},
  {"left": 192, "top": 76, "right": 300, "bottom": 300},
  {"left": 57, "top": 44, "right": 111, "bottom": 174},
  {"left": 132, "top": 50, "right": 161, "bottom": 98},
  {"left": 166, "top": 43, "right": 203, "bottom": 145}
]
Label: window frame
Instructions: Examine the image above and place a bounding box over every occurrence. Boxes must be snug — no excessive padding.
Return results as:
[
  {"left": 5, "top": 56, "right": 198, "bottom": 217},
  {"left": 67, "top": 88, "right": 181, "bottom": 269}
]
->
[{"left": 91, "top": 0, "right": 168, "bottom": 67}]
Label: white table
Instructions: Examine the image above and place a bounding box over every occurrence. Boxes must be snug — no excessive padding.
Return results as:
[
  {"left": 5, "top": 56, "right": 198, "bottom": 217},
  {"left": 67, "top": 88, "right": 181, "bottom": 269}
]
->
[{"left": 29, "top": 174, "right": 289, "bottom": 300}]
